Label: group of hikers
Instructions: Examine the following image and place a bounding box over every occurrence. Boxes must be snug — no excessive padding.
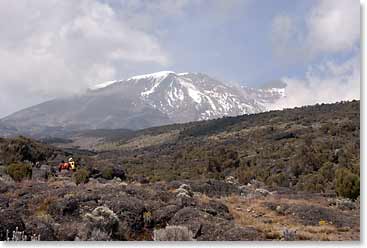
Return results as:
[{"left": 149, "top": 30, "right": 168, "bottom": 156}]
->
[{"left": 58, "top": 157, "right": 76, "bottom": 172}]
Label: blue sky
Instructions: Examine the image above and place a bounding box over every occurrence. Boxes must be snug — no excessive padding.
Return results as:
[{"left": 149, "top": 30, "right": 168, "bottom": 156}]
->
[
  {"left": 103, "top": 0, "right": 319, "bottom": 85},
  {"left": 0, "top": 0, "right": 361, "bottom": 117},
  {"left": 148, "top": 0, "right": 317, "bottom": 85},
  {"left": 101, "top": 0, "right": 359, "bottom": 87}
]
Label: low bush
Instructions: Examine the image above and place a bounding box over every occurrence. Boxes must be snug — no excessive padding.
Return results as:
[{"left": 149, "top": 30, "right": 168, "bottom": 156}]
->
[
  {"left": 6, "top": 163, "right": 32, "bottom": 182},
  {"left": 101, "top": 167, "right": 114, "bottom": 180},
  {"left": 335, "top": 167, "right": 359, "bottom": 200},
  {"left": 72, "top": 168, "right": 90, "bottom": 185},
  {"left": 267, "top": 172, "right": 289, "bottom": 187},
  {"left": 236, "top": 168, "right": 255, "bottom": 185},
  {"left": 296, "top": 173, "right": 324, "bottom": 193}
]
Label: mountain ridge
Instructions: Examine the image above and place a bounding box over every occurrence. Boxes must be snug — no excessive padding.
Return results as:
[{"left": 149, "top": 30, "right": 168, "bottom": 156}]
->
[{"left": 0, "top": 71, "right": 285, "bottom": 137}]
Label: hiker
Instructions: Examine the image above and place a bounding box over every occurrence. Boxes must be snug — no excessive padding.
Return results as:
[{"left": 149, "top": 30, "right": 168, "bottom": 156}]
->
[
  {"left": 68, "top": 157, "right": 76, "bottom": 172},
  {"left": 58, "top": 160, "right": 69, "bottom": 172}
]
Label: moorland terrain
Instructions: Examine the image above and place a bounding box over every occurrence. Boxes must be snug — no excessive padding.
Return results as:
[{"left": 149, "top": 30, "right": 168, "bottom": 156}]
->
[{"left": 0, "top": 100, "right": 360, "bottom": 241}]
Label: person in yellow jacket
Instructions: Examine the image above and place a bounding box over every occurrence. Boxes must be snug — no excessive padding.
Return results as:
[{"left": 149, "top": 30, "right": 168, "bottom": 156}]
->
[{"left": 68, "top": 157, "right": 76, "bottom": 172}]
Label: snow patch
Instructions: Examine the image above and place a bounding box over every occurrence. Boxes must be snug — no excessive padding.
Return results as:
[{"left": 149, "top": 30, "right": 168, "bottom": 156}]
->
[
  {"left": 89, "top": 80, "right": 118, "bottom": 90},
  {"left": 128, "top": 71, "right": 175, "bottom": 81},
  {"left": 141, "top": 79, "right": 163, "bottom": 97},
  {"left": 178, "top": 79, "right": 203, "bottom": 104},
  {"left": 177, "top": 72, "right": 189, "bottom": 76}
]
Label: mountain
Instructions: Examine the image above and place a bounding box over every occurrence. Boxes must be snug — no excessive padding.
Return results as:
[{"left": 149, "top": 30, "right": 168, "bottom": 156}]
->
[{"left": 0, "top": 71, "right": 285, "bottom": 137}]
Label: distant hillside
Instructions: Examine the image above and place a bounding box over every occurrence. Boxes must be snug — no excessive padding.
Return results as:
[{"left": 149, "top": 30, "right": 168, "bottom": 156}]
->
[{"left": 81, "top": 100, "right": 359, "bottom": 195}]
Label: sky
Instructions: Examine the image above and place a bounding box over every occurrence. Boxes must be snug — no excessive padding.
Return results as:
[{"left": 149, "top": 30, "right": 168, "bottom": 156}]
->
[{"left": 0, "top": 0, "right": 361, "bottom": 117}]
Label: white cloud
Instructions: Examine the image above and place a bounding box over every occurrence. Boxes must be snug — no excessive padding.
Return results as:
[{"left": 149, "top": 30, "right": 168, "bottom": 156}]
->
[
  {"left": 271, "top": 0, "right": 360, "bottom": 61},
  {"left": 270, "top": 0, "right": 360, "bottom": 108},
  {"left": 271, "top": 14, "right": 306, "bottom": 62},
  {"left": 0, "top": 0, "right": 251, "bottom": 117},
  {"left": 271, "top": 55, "right": 360, "bottom": 109},
  {"left": 0, "top": 0, "right": 169, "bottom": 117},
  {"left": 307, "top": 0, "right": 360, "bottom": 54}
]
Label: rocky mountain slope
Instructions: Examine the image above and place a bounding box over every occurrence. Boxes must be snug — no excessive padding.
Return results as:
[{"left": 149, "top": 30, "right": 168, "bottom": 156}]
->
[{"left": 0, "top": 71, "right": 284, "bottom": 137}]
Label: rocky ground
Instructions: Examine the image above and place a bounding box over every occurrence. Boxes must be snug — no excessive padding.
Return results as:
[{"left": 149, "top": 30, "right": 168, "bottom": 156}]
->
[{"left": 0, "top": 170, "right": 360, "bottom": 241}]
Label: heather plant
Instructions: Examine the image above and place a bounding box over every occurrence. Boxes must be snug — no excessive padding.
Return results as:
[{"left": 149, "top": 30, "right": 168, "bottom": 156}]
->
[
  {"left": 335, "top": 167, "right": 359, "bottom": 200},
  {"left": 101, "top": 166, "right": 114, "bottom": 180},
  {"left": 6, "top": 163, "right": 32, "bottom": 182},
  {"left": 72, "top": 168, "right": 90, "bottom": 185}
]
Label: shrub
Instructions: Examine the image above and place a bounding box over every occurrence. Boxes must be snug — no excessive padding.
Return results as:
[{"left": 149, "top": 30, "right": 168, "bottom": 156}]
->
[
  {"left": 237, "top": 168, "right": 255, "bottom": 185},
  {"left": 296, "top": 173, "right": 324, "bottom": 193},
  {"left": 319, "top": 162, "right": 335, "bottom": 181},
  {"left": 101, "top": 167, "right": 114, "bottom": 180},
  {"left": 153, "top": 225, "right": 193, "bottom": 241},
  {"left": 335, "top": 168, "right": 359, "bottom": 200},
  {"left": 6, "top": 163, "right": 32, "bottom": 182},
  {"left": 267, "top": 172, "right": 289, "bottom": 187},
  {"left": 100, "top": 165, "right": 126, "bottom": 180},
  {"left": 207, "top": 158, "right": 221, "bottom": 173},
  {"left": 72, "top": 168, "right": 89, "bottom": 185}
]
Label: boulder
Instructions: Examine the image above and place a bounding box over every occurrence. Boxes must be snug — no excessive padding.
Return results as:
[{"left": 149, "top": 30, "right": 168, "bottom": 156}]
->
[
  {"left": 32, "top": 164, "right": 50, "bottom": 181},
  {"left": 336, "top": 198, "right": 356, "bottom": 210},
  {"left": 169, "top": 207, "right": 204, "bottom": 237},
  {"left": 254, "top": 188, "right": 271, "bottom": 196},
  {"left": 221, "top": 226, "right": 264, "bottom": 241},
  {"left": 152, "top": 205, "right": 181, "bottom": 227},
  {"left": 48, "top": 198, "right": 79, "bottom": 220},
  {"left": 154, "top": 225, "right": 193, "bottom": 241},
  {"left": 225, "top": 176, "right": 238, "bottom": 184},
  {"left": 197, "top": 200, "right": 233, "bottom": 220}
]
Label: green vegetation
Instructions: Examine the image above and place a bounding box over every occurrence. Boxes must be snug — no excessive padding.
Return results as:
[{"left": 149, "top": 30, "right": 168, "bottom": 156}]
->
[
  {"left": 267, "top": 172, "right": 289, "bottom": 188},
  {"left": 335, "top": 167, "right": 360, "bottom": 200},
  {"left": 102, "top": 166, "right": 114, "bottom": 180},
  {"left": 72, "top": 168, "right": 90, "bottom": 185},
  {"left": 297, "top": 173, "right": 325, "bottom": 193},
  {"left": 116, "top": 101, "right": 359, "bottom": 196},
  {"left": 6, "top": 162, "right": 32, "bottom": 182}
]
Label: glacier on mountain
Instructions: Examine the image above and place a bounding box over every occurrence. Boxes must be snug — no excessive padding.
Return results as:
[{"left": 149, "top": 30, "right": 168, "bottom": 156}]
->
[{"left": 88, "top": 71, "right": 286, "bottom": 122}]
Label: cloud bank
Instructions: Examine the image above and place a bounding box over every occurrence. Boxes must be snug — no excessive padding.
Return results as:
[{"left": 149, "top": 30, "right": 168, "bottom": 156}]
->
[
  {"left": 271, "top": 55, "right": 360, "bottom": 109},
  {"left": 270, "top": 0, "right": 360, "bottom": 109},
  {"left": 0, "top": 0, "right": 250, "bottom": 117},
  {"left": 0, "top": 0, "right": 169, "bottom": 117}
]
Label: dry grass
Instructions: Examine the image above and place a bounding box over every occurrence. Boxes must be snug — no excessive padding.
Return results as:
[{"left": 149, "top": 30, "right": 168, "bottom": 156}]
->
[
  {"left": 195, "top": 193, "right": 211, "bottom": 204},
  {"left": 221, "top": 194, "right": 358, "bottom": 241}
]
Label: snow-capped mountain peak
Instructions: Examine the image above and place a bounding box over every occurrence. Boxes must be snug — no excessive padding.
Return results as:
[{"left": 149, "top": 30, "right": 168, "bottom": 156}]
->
[
  {"left": 87, "top": 71, "right": 286, "bottom": 123},
  {"left": 7, "top": 71, "right": 285, "bottom": 133}
]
